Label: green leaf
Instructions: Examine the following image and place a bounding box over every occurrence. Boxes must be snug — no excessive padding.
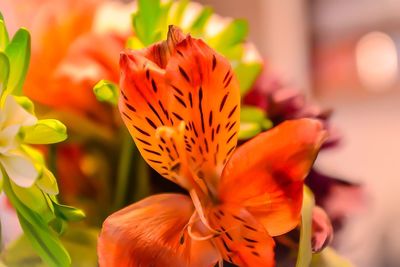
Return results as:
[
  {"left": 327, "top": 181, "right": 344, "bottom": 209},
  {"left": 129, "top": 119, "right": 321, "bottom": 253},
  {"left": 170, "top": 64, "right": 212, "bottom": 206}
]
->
[
  {"left": 208, "top": 19, "right": 248, "bottom": 53},
  {"left": 241, "top": 106, "right": 266, "bottom": 123},
  {"left": 10, "top": 182, "right": 54, "bottom": 223},
  {"left": 239, "top": 106, "right": 272, "bottom": 139},
  {"left": 36, "top": 167, "right": 59, "bottom": 195},
  {"left": 168, "top": 0, "right": 189, "bottom": 26},
  {"left": 2, "top": 174, "right": 71, "bottom": 267},
  {"left": 0, "top": 18, "right": 9, "bottom": 51},
  {"left": 188, "top": 7, "right": 213, "bottom": 34},
  {"left": 21, "top": 119, "right": 67, "bottom": 144},
  {"left": 51, "top": 199, "right": 86, "bottom": 222},
  {"left": 126, "top": 36, "right": 145, "bottom": 50},
  {"left": 0, "top": 52, "right": 9, "bottom": 94},
  {"left": 1, "top": 227, "right": 99, "bottom": 267},
  {"left": 4, "top": 28, "right": 30, "bottom": 95},
  {"left": 235, "top": 61, "right": 262, "bottom": 95},
  {"left": 238, "top": 121, "right": 261, "bottom": 140},
  {"left": 311, "top": 247, "right": 354, "bottom": 267},
  {"left": 14, "top": 95, "right": 35, "bottom": 114},
  {"left": 93, "top": 79, "right": 119, "bottom": 105},
  {"left": 296, "top": 186, "right": 315, "bottom": 267},
  {"left": 132, "top": 0, "right": 172, "bottom": 45}
]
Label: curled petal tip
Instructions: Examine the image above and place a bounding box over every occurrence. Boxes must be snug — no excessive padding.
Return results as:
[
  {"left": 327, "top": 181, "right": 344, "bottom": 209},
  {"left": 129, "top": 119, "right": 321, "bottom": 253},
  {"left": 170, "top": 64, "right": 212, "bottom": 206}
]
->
[{"left": 311, "top": 206, "right": 334, "bottom": 253}]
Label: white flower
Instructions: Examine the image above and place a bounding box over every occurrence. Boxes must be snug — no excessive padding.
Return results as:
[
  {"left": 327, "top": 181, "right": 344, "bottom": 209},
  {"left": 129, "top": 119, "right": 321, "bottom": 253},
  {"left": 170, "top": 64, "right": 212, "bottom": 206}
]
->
[{"left": 0, "top": 95, "right": 38, "bottom": 187}]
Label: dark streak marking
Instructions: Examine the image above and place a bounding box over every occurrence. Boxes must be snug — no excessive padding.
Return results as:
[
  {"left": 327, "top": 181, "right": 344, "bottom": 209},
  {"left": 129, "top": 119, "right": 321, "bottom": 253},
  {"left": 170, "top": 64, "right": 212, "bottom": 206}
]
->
[
  {"left": 211, "top": 128, "right": 215, "bottom": 141},
  {"left": 227, "top": 145, "right": 236, "bottom": 156},
  {"left": 172, "top": 85, "right": 184, "bottom": 96},
  {"left": 212, "top": 55, "right": 217, "bottom": 71},
  {"left": 171, "top": 162, "right": 181, "bottom": 172},
  {"left": 146, "top": 117, "right": 157, "bottom": 129},
  {"left": 243, "top": 237, "right": 258, "bottom": 243},
  {"left": 199, "top": 87, "right": 205, "bottom": 133},
  {"left": 228, "top": 121, "right": 237, "bottom": 132},
  {"left": 160, "top": 137, "right": 166, "bottom": 144},
  {"left": 122, "top": 112, "right": 132, "bottom": 120},
  {"left": 151, "top": 79, "right": 158, "bottom": 92},
  {"left": 221, "top": 239, "right": 231, "bottom": 252},
  {"left": 148, "top": 103, "right": 164, "bottom": 124},
  {"left": 121, "top": 90, "right": 129, "bottom": 100},
  {"left": 209, "top": 111, "right": 213, "bottom": 127},
  {"left": 252, "top": 251, "right": 260, "bottom": 257},
  {"left": 244, "top": 225, "right": 257, "bottom": 232},
  {"left": 232, "top": 215, "right": 246, "bottom": 223},
  {"left": 188, "top": 92, "right": 193, "bottom": 108},
  {"left": 227, "top": 132, "right": 236, "bottom": 144},
  {"left": 143, "top": 148, "right": 161, "bottom": 156},
  {"left": 145, "top": 69, "right": 150, "bottom": 80},
  {"left": 204, "top": 139, "right": 209, "bottom": 153},
  {"left": 223, "top": 70, "right": 230, "bottom": 83},
  {"left": 126, "top": 103, "right": 136, "bottom": 112},
  {"left": 174, "top": 95, "right": 187, "bottom": 108},
  {"left": 228, "top": 105, "right": 238, "bottom": 119},
  {"left": 224, "top": 75, "right": 233, "bottom": 88},
  {"left": 148, "top": 159, "right": 162, "bottom": 164},
  {"left": 219, "top": 94, "right": 229, "bottom": 112},
  {"left": 177, "top": 50, "right": 184, "bottom": 57},
  {"left": 136, "top": 138, "right": 151, "bottom": 146},
  {"left": 172, "top": 112, "right": 184, "bottom": 121},
  {"left": 178, "top": 66, "right": 190, "bottom": 83},
  {"left": 216, "top": 124, "right": 221, "bottom": 134},
  {"left": 134, "top": 126, "right": 150, "bottom": 137}
]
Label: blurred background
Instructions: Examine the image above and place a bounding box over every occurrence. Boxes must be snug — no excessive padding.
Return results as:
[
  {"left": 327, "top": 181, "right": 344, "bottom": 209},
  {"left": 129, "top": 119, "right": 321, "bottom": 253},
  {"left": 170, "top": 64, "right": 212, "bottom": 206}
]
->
[
  {"left": 1, "top": 0, "right": 399, "bottom": 266},
  {"left": 199, "top": 1, "right": 400, "bottom": 266}
]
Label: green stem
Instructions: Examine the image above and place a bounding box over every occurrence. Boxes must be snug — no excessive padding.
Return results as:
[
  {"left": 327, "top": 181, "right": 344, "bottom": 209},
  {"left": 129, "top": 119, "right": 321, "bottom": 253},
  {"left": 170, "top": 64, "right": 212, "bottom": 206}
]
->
[
  {"left": 112, "top": 129, "right": 134, "bottom": 211},
  {"left": 132, "top": 155, "right": 150, "bottom": 201}
]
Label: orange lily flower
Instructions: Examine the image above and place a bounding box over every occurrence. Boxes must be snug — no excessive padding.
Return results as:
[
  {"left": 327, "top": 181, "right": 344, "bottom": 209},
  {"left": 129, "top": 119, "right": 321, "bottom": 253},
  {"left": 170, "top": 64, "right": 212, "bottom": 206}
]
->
[{"left": 98, "top": 26, "right": 327, "bottom": 267}]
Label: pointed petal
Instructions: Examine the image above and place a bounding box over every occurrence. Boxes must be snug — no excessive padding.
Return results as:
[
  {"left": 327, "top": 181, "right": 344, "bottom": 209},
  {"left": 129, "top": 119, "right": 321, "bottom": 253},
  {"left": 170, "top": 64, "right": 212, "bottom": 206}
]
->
[
  {"left": 165, "top": 28, "right": 241, "bottom": 191},
  {"left": 2, "top": 95, "right": 36, "bottom": 127},
  {"left": 119, "top": 26, "right": 241, "bottom": 193},
  {"left": 98, "top": 194, "right": 219, "bottom": 267},
  {"left": 219, "top": 119, "right": 327, "bottom": 236},
  {"left": 0, "top": 125, "right": 18, "bottom": 154},
  {"left": 207, "top": 204, "right": 275, "bottom": 267},
  {"left": 1, "top": 150, "right": 38, "bottom": 187}
]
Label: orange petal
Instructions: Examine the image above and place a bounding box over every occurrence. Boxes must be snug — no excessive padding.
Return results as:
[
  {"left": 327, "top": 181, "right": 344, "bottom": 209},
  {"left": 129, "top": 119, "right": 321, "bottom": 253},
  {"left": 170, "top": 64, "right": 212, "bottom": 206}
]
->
[
  {"left": 207, "top": 204, "right": 275, "bottom": 267},
  {"left": 98, "top": 194, "right": 219, "bottom": 267},
  {"left": 119, "top": 26, "right": 241, "bottom": 193},
  {"left": 218, "top": 119, "right": 327, "bottom": 236}
]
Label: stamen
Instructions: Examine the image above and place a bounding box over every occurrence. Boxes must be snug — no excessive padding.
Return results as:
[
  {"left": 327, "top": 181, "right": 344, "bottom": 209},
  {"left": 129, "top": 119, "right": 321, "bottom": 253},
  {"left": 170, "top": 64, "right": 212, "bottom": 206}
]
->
[{"left": 189, "top": 189, "right": 219, "bottom": 234}]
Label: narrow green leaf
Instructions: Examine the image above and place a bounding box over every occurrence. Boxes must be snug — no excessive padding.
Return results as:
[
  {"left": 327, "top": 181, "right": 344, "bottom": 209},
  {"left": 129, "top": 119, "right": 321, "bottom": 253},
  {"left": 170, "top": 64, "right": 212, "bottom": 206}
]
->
[
  {"left": 17, "top": 214, "right": 70, "bottom": 267},
  {"left": 0, "top": 19, "right": 9, "bottom": 51},
  {"left": 311, "top": 247, "right": 354, "bottom": 267},
  {"left": 93, "top": 79, "right": 119, "bottom": 105},
  {"left": 1, "top": 227, "right": 99, "bottom": 267},
  {"left": 21, "top": 119, "right": 67, "bottom": 144},
  {"left": 188, "top": 7, "right": 213, "bottom": 34},
  {"left": 168, "top": 0, "right": 189, "bottom": 26},
  {"left": 296, "top": 186, "right": 315, "bottom": 267},
  {"left": 132, "top": 0, "right": 162, "bottom": 45},
  {"left": 0, "top": 52, "right": 9, "bottom": 94},
  {"left": 51, "top": 199, "right": 86, "bottom": 222},
  {"left": 2, "top": 174, "right": 71, "bottom": 267},
  {"left": 208, "top": 19, "right": 248, "bottom": 52},
  {"left": 4, "top": 28, "right": 31, "bottom": 95}
]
